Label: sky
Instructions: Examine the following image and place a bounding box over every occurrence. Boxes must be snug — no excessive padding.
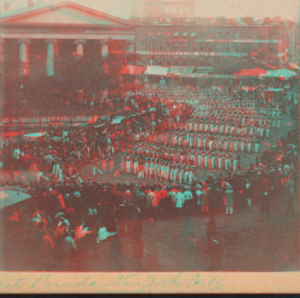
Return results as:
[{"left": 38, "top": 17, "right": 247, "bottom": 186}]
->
[
  {"left": 65, "top": 0, "right": 299, "bottom": 21},
  {"left": 4, "top": 0, "right": 300, "bottom": 21}
]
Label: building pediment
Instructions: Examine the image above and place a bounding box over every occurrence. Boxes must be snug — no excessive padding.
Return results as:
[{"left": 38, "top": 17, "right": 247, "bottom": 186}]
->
[{"left": 1, "top": 2, "right": 131, "bottom": 28}]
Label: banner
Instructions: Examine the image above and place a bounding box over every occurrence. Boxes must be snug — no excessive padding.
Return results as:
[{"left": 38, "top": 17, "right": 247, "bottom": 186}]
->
[{"left": 144, "top": 66, "right": 170, "bottom": 76}]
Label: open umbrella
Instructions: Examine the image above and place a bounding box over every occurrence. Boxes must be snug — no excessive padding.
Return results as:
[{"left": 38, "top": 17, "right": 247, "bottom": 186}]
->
[
  {"left": 261, "top": 69, "right": 297, "bottom": 80},
  {"left": 54, "top": 212, "right": 64, "bottom": 219}
]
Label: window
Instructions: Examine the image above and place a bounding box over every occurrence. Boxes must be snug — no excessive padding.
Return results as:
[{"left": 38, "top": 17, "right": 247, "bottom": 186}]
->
[
  {"left": 148, "top": 32, "right": 153, "bottom": 36},
  {"left": 165, "top": 32, "right": 170, "bottom": 37},
  {"left": 182, "top": 32, "right": 187, "bottom": 37},
  {"left": 174, "top": 32, "right": 179, "bottom": 37},
  {"left": 191, "top": 32, "right": 196, "bottom": 37}
]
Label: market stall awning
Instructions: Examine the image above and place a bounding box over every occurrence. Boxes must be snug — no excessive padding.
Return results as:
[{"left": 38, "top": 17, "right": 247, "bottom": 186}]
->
[
  {"left": 144, "top": 66, "right": 170, "bottom": 76},
  {"left": 70, "top": 122, "right": 89, "bottom": 127},
  {"left": 238, "top": 86, "right": 257, "bottom": 92},
  {"left": 24, "top": 132, "right": 46, "bottom": 138},
  {"left": 264, "top": 88, "right": 284, "bottom": 92},
  {"left": 119, "top": 65, "right": 145, "bottom": 75},
  {"left": 234, "top": 68, "right": 268, "bottom": 77},
  {"left": 261, "top": 69, "right": 297, "bottom": 79},
  {"left": 167, "top": 66, "right": 195, "bottom": 75},
  {"left": 112, "top": 116, "right": 126, "bottom": 124}
]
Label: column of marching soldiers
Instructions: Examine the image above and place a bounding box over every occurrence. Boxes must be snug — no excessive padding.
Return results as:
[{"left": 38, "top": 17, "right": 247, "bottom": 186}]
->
[{"left": 119, "top": 89, "right": 282, "bottom": 184}]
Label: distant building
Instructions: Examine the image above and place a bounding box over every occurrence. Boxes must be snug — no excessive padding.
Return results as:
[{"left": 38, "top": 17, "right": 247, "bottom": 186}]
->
[
  {"left": 286, "top": 22, "right": 298, "bottom": 65},
  {"left": 133, "top": 18, "right": 289, "bottom": 71},
  {"left": 132, "top": 0, "right": 195, "bottom": 19}
]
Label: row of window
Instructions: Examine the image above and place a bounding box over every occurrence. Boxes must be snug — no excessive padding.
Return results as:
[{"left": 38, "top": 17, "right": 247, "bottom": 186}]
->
[
  {"left": 137, "top": 41, "right": 279, "bottom": 53},
  {"left": 138, "top": 30, "right": 277, "bottom": 40},
  {"left": 140, "top": 55, "right": 251, "bottom": 66}
]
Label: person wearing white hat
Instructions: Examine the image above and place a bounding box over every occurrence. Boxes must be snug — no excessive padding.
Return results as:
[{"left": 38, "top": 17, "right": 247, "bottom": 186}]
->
[
  {"left": 53, "top": 158, "right": 60, "bottom": 177},
  {"left": 249, "top": 126, "right": 253, "bottom": 136},
  {"left": 240, "top": 137, "right": 245, "bottom": 152},
  {"left": 179, "top": 166, "right": 184, "bottom": 184},
  {"left": 247, "top": 138, "right": 251, "bottom": 153},
  {"left": 234, "top": 138, "right": 239, "bottom": 152},
  {"left": 211, "top": 153, "right": 216, "bottom": 170},
  {"left": 149, "top": 159, "right": 154, "bottom": 180},
  {"left": 220, "top": 123, "right": 224, "bottom": 134},
  {"left": 229, "top": 137, "right": 234, "bottom": 152},
  {"left": 218, "top": 152, "right": 223, "bottom": 169},
  {"left": 144, "top": 159, "right": 149, "bottom": 179},
  {"left": 223, "top": 137, "right": 229, "bottom": 151},
  {"left": 245, "top": 182, "right": 252, "bottom": 207},
  {"left": 208, "top": 138, "right": 213, "bottom": 151},
  {"left": 165, "top": 163, "right": 171, "bottom": 181},
  {"left": 224, "top": 182, "right": 234, "bottom": 215},
  {"left": 225, "top": 154, "right": 230, "bottom": 170},
  {"left": 169, "top": 165, "right": 174, "bottom": 182},
  {"left": 173, "top": 165, "right": 179, "bottom": 183},
  {"left": 204, "top": 152, "right": 209, "bottom": 169},
  {"left": 154, "top": 162, "right": 160, "bottom": 182},
  {"left": 254, "top": 138, "right": 259, "bottom": 154},
  {"left": 201, "top": 182, "right": 210, "bottom": 213},
  {"left": 125, "top": 157, "right": 130, "bottom": 174},
  {"left": 184, "top": 167, "right": 190, "bottom": 184},
  {"left": 93, "top": 159, "right": 103, "bottom": 176},
  {"left": 233, "top": 155, "right": 238, "bottom": 172},
  {"left": 58, "top": 168, "right": 63, "bottom": 183}
]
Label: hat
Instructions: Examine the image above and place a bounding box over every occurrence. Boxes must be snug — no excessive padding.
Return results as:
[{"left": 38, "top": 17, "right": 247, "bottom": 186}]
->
[
  {"left": 225, "top": 182, "right": 232, "bottom": 188},
  {"left": 201, "top": 181, "right": 208, "bottom": 188}
]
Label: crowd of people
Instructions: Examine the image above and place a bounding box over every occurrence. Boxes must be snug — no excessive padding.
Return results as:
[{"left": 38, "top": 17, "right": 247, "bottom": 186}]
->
[{"left": 1, "top": 76, "right": 299, "bottom": 270}]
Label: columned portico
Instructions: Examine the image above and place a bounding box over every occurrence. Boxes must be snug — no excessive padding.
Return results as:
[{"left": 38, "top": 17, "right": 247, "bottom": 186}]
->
[{"left": 1, "top": 1, "right": 135, "bottom": 81}]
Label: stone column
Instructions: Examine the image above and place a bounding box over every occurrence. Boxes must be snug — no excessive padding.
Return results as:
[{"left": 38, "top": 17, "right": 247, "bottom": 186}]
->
[
  {"left": 19, "top": 39, "right": 30, "bottom": 76},
  {"left": 75, "top": 40, "right": 86, "bottom": 58},
  {"left": 46, "top": 40, "right": 58, "bottom": 77},
  {"left": 100, "top": 40, "right": 109, "bottom": 58}
]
